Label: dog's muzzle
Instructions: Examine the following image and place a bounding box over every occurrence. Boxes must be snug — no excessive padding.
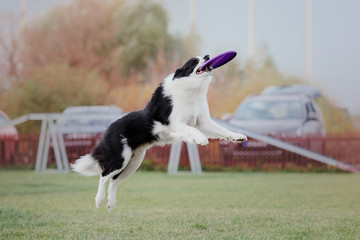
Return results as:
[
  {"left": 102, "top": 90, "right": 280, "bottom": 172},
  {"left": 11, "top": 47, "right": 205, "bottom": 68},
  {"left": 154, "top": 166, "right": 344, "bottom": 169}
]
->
[
  {"left": 196, "top": 55, "right": 212, "bottom": 75},
  {"left": 196, "top": 66, "right": 212, "bottom": 75}
]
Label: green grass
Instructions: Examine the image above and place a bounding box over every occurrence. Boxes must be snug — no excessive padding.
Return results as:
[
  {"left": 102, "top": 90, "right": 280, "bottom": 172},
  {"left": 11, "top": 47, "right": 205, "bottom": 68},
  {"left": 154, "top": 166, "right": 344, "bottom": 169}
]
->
[{"left": 0, "top": 170, "right": 359, "bottom": 239}]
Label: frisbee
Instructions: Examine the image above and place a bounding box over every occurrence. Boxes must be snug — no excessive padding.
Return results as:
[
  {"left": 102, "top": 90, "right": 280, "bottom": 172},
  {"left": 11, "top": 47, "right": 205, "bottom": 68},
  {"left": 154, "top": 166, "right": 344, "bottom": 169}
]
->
[{"left": 200, "top": 51, "right": 237, "bottom": 71}]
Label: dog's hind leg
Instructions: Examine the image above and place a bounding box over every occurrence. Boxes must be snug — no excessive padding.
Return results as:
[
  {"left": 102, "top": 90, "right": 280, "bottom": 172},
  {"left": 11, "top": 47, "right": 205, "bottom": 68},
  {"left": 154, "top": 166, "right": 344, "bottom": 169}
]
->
[
  {"left": 95, "top": 175, "right": 107, "bottom": 208},
  {"left": 106, "top": 147, "right": 147, "bottom": 211},
  {"left": 95, "top": 138, "right": 133, "bottom": 209},
  {"left": 95, "top": 169, "right": 122, "bottom": 208}
]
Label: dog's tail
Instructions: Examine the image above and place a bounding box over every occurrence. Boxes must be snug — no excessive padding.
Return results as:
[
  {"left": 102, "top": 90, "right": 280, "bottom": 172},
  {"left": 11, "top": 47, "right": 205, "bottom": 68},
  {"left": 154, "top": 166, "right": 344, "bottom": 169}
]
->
[{"left": 71, "top": 154, "right": 102, "bottom": 176}]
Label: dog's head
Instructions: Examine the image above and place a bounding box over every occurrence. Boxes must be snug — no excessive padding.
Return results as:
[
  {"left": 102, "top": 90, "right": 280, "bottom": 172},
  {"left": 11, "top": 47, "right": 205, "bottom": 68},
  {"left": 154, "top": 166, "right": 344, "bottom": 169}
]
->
[{"left": 172, "top": 55, "right": 212, "bottom": 81}]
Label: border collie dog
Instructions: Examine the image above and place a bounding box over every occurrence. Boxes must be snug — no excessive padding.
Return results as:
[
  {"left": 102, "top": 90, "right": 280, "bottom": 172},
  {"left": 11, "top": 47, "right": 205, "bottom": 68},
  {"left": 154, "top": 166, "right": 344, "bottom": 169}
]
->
[{"left": 72, "top": 55, "right": 247, "bottom": 211}]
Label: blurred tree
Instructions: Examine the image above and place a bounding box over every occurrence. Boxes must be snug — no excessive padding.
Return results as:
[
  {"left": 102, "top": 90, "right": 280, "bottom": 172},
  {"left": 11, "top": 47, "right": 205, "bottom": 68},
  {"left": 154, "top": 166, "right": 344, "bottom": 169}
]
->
[
  {"left": 21, "top": 0, "right": 117, "bottom": 82},
  {"left": 1, "top": 64, "right": 107, "bottom": 117},
  {"left": 113, "top": 1, "right": 186, "bottom": 77},
  {"left": 20, "top": 0, "right": 186, "bottom": 84},
  {"left": 316, "top": 97, "right": 358, "bottom": 133},
  {"left": 207, "top": 48, "right": 359, "bottom": 133},
  {"left": 1, "top": 0, "right": 357, "bottom": 134},
  {"left": 0, "top": 15, "right": 21, "bottom": 89},
  {"left": 208, "top": 49, "right": 298, "bottom": 118},
  {"left": 184, "top": 28, "right": 201, "bottom": 57},
  {"left": 0, "top": 0, "right": 188, "bottom": 128}
]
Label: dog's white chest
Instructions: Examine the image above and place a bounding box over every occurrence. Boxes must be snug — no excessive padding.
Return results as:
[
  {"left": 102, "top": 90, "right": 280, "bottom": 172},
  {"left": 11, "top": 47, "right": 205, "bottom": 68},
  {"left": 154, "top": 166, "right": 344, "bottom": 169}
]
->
[
  {"left": 185, "top": 115, "right": 197, "bottom": 127},
  {"left": 174, "top": 102, "right": 201, "bottom": 127}
]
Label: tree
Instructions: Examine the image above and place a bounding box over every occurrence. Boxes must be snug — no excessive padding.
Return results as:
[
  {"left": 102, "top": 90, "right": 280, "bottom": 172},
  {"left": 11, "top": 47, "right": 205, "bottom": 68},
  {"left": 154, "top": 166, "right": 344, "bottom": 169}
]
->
[
  {"left": 2, "top": 64, "right": 107, "bottom": 117},
  {"left": 0, "top": 0, "right": 189, "bottom": 127},
  {"left": 21, "top": 0, "right": 116, "bottom": 81},
  {"left": 0, "top": 15, "right": 21, "bottom": 89},
  {"left": 20, "top": 0, "right": 186, "bottom": 84}
]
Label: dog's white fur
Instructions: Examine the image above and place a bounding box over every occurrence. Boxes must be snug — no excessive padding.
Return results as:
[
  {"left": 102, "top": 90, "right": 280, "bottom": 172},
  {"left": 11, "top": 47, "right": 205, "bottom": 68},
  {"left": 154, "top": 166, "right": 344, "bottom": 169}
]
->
[
  {"left": 73, "top": 56, "right": 247, "bottom": 211},
  {"left": 153, "top": 57, "right": 246, "bottom": 146}
]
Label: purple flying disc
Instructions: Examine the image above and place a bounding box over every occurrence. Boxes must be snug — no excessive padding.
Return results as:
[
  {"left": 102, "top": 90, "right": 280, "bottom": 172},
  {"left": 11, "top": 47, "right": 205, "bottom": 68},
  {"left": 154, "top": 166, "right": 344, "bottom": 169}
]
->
[{"left": 200, "top": 51, "right": 237, "bottom": 71}]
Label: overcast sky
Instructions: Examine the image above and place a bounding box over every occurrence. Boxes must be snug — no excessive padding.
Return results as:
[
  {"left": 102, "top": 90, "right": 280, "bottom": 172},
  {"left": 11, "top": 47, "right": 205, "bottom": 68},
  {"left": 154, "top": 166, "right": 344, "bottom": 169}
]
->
[{"left": 1, "top": 0, "right": 360, "bottom": 114}]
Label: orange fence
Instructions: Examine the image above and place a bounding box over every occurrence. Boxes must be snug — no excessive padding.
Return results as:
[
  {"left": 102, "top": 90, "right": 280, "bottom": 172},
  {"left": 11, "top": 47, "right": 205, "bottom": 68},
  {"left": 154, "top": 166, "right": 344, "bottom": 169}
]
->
[{"left": 1, "top": 134, "right": 359, "bottom": 171}]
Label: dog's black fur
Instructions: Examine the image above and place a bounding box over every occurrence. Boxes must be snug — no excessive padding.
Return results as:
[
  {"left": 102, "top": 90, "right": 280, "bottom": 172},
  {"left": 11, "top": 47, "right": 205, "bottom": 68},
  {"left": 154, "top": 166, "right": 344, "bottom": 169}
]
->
[
  {"left": 91, "top": 56, "right": 210, "bottom": 178},
  {"left": 72, "top": 54, "right": 247, "bottom": 211},
  {"left": 92, "top": 83, "right": 173, "bottom": 177}
]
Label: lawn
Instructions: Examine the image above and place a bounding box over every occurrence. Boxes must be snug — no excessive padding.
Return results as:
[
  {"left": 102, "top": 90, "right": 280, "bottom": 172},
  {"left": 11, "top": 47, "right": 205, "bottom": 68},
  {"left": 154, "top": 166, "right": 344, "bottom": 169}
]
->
[{"left": 0, "top": 170, "right": 359, "bottom": 239}]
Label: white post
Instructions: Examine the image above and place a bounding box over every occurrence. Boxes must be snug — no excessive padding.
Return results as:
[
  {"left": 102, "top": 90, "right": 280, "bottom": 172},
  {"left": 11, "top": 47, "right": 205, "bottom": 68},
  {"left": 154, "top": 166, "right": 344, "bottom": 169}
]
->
[
  {"left": 168, "top": 142, "right": 202, "bottom": 174},
  {"left": 41, "top": 119, "right": 51, "bottom": 171},
  {"left": 35, "top": 119, "right": 47, "bottom": 172},
  {"left": 49, "top": 119, "right": 63, "bottom": 171},
  {"left": 186, "top": 143, "right": 202, "bottom": 173},
  {"left": 190, "top": 0, "right": 196, "bottom": 30},
  {"left": 168, "top": 142, "right": 182, "bottom": 174},
  {"left": 21, "top": 0, "right": 27, "bottom": 28},
  {"left": 306, "top": 0, "right": 312, "bottom": 84},
  {"left": 54, "top": 116, "right": 69, "bottom": 172},
  {"left": 248, "top": 0, "right": 254, "bottom": 60}
]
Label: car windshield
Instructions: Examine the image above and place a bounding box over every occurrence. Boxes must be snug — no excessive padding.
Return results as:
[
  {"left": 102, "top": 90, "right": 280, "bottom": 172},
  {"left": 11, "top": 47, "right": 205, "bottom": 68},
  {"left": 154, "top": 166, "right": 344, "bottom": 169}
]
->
[{"left": 235, "top": 99, "right": 303, "bottom": 120}]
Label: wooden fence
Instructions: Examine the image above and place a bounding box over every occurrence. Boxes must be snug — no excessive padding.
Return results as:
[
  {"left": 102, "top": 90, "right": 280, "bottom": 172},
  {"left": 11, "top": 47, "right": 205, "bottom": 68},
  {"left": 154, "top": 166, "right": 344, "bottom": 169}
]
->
[{"left": 1, "top": 134, "right": 359, "bottom": 171}]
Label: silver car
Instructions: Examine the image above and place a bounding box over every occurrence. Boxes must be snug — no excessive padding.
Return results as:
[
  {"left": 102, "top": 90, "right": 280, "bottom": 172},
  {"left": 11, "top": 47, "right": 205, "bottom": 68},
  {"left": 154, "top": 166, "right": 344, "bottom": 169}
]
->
[
  {"left": 59, "top": 105, "right": 124, "bottom": 137},
  {"left": 226, "top": 92, "right": 326, "bottom": 137}
]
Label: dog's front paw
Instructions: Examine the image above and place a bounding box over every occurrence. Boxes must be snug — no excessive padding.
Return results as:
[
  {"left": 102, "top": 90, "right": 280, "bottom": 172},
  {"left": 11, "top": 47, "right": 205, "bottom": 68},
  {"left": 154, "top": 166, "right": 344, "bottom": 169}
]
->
[
  {"left": 194, "top": 133, "right": 209, "bottom": 145},
  {"left": 228, "top": 133, "right": 247, "bottom": 143},
  {"left": 183, "top": 133, "right": 209, "bottom": 145}
]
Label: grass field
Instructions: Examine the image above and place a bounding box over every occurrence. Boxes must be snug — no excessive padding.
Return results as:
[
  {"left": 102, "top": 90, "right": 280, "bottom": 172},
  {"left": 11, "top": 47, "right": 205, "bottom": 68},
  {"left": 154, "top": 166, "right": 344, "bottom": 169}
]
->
[{"left": 0, "top": 170, "right": 359, "bottom": 239}]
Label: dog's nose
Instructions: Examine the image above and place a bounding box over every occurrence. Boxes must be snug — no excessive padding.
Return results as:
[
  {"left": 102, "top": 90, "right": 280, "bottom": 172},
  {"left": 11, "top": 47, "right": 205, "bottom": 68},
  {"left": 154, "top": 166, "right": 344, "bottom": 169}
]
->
[{"left": 204, "top": 55, "right": 210, "bottom": 61}]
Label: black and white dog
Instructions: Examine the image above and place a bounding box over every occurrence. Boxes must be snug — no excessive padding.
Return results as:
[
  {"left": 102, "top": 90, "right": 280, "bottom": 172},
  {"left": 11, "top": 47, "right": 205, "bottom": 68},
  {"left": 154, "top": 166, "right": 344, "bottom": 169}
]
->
[{"left": 72, "top": 55, "right": 247, "bottom": 211}]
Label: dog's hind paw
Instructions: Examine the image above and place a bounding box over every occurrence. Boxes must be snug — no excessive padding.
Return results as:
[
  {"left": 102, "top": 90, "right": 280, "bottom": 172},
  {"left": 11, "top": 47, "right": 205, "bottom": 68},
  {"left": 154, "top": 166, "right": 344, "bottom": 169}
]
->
[
  {"left": 106, "top": 203, "right": 115, "bottom": 212},
  {"left": 95, "top": 196, "right": 105, "bottom": 208},
  {"left": 106, "top": 197, "right": 116, "bottom": 212}
]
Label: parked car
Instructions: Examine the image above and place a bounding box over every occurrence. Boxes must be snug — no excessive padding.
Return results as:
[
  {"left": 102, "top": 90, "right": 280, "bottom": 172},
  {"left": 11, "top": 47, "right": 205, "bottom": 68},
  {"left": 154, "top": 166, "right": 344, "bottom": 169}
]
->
[
  {"left": 220, "top": 85, "right": 326, "bottom": 159},
  {"left": 261, "top": 84, "right": 322, "bottom": 98},
  {"left": 224, "top": 85, "right": 326, "bottom": 137},
  {"left": 56, "top": 106, "right": 125, "bottom": 160},
  {"left": 59, "top": 105, "right": 124, "bottom": 138}
]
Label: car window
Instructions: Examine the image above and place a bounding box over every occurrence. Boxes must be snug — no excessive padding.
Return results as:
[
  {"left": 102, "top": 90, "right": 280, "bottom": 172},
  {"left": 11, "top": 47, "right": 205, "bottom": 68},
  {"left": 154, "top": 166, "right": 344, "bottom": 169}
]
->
[
  {"left": 0, "top": 115, "right": 9, "bottom": 128},
  {"left": 309, "top": 101, "right": 316, "bottom": 112},
  {"left": 305, "top": 102, "right": 316, "bottom": 114},
  {"left": 235, "top": 100, "right": 303, "bottom": 120}
]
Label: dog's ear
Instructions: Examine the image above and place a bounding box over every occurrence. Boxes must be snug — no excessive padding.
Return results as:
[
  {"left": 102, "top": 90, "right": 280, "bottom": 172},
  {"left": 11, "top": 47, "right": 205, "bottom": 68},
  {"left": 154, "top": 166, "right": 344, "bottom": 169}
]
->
[
  {"left": 173, "top": 57, "right": 199, "bottom": 80},
  {"left": 173, "top": 67, "right": 184, "bottom": 80}
]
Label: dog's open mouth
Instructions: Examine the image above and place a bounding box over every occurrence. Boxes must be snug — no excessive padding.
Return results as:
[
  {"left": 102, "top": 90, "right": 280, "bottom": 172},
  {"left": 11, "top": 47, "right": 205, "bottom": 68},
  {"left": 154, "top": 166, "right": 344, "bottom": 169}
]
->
[{"left": 196, "top": 66, "right": 212, "bottom": 75}]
